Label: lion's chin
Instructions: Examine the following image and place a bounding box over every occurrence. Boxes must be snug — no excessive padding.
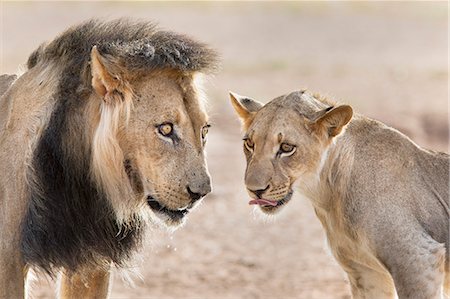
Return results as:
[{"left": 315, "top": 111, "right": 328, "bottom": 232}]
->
[
  {"left": 257, "top": 190, "right": 293, "bottom": 215},
  {"left": 154, "top": 212, "right": 187, "bottom": 229},
  {"left": 149, "top": 208, "right": 189, "bottom": 229},
  {"left": 146, "top": 196, "right": 190, "bottom": 228}
]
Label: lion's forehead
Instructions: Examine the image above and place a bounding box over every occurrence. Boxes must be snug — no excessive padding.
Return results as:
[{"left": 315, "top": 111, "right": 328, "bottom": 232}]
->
[{"left": 132, "top": 75, "right": 207, "bottom": 134}]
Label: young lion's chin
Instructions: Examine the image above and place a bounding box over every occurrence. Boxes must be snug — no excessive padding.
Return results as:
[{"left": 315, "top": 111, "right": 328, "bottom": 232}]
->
[
  {"left": 259, "top": 205, "right": 285, "bottom": 215},
  {"left": 257, "top": 190, "right": 293, "bottom": 215}
]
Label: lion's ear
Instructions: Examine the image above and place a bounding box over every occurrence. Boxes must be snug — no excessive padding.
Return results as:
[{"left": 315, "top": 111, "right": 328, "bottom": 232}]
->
[
  {"left": 90, "top": 46, "right": 125, "bottom": 104},
  {"left": 229, "top": 91, "right": 263, "bottom": 128},
  {"left": 312, "top": 105, "right": 353, "bottom": 138}
]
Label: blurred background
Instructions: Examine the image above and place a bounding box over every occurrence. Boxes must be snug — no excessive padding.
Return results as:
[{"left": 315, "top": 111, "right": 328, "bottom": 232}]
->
[{"left": 1, "top": 2, "right": 448, "bottom": 298}]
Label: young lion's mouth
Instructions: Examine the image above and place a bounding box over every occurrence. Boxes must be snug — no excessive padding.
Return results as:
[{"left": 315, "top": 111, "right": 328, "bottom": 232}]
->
[
  {"left": 147, "top": 195, "right": 189, "bottom": 222},
  {"left": 249, "top": 190, "right": 293, "bottom": 214},
  {"left": 249, "top": 198, "right": 279, "bottom": 206}
]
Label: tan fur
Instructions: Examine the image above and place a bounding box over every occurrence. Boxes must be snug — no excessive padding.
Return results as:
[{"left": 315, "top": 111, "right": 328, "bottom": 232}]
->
[
  {"left": 59, "top": 267, "right": 111, "bottom": 299},
  {"left": 231, "top": 90, "right": 449, "bottom": 299}
]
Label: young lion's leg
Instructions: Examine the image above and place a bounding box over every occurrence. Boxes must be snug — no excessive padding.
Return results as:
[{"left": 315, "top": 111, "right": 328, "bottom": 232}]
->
[
  {"left": 378, "top": 231, "right": 446, "bottom": 299},
  {"left": 345, "top": 264, "right": 396, "bottom": 299},
  {"left": 58, "top": 265, "right": 112, "bottom": 299}
]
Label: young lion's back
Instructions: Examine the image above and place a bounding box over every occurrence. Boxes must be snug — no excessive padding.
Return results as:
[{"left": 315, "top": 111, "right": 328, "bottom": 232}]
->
[{"left": 343, "top": 116, "right": 449, "bottom": 276}]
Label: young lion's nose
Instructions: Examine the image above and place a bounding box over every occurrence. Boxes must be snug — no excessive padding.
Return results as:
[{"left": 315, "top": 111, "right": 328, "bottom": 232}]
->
[{"left": 248, "top": 185, "right": 270, "bottom": 199}]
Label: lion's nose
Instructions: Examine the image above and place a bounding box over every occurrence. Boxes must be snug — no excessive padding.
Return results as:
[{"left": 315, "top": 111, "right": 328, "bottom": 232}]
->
[
  {"left": 186, "top": 183, "right": 211, "bottom": 203},
  {"left": 248, "top": 185, "right": 270, "bottom": 199}
]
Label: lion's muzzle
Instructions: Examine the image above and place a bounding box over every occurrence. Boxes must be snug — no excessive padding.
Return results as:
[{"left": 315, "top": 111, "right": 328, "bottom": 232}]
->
[
  {"left": 146, "top": 173, "right": 211, "bottom": 226},
  {"left": 187, "top": 178, "right": 211, "bottom": 202}
]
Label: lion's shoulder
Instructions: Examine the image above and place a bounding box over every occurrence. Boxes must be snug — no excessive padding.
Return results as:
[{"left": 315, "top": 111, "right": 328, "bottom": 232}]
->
[{"left": 0, "top": 74, "right": 17, "bottom": 97}]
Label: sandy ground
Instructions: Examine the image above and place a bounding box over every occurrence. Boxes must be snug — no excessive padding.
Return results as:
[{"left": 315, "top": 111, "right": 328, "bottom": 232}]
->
[{"left": 1, "top": 2, "right": 448, "bottom": 299}]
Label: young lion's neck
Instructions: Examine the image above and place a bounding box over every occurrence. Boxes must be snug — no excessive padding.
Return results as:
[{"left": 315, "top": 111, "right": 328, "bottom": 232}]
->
[{"left": 297, "top": 122, "right": 356, "bottom": 213}]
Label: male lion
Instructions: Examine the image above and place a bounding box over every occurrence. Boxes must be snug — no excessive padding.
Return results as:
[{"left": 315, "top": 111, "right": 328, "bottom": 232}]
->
[
  {"left": 0, "top": 19, "right": 217, "bottom": 298},
  {"left": 230, "top": 90, "right": 449, "bottom": 298}
]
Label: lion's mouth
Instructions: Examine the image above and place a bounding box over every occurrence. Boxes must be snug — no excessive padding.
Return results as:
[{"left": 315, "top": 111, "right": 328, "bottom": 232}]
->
[
  {"left": 249, "top": 190, "right": 293, "bottom": 213},
  {"left": 147, "top": 196, "right": 189, "bottom": 222}
]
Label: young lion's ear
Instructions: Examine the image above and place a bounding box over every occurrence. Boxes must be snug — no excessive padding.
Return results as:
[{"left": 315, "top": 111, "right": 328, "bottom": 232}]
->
[
  {"left": 90, "top": 46, "right": 125, "bottom": 104},
  {"left": 312, "top": 105, "right": 353, "bottom": 138},
  {"left": 229, "top": 91, "right": 263, "bottom": 128}
]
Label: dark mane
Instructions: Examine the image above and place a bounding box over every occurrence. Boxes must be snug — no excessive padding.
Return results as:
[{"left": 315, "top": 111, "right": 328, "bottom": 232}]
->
[
  {"left": 27, "top": 19, "right": 218, "bottom": 73},
  {"left": 20, "top": 19, "right": 219, "bottom": 276},
  {"left": 22, "top": 66, "right": 142, "bottom": 275}
]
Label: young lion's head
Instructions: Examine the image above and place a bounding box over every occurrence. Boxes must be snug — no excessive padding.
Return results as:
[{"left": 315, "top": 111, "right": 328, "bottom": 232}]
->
[{"left": 230, "top": 90, "right": 353, "bottom": 214}]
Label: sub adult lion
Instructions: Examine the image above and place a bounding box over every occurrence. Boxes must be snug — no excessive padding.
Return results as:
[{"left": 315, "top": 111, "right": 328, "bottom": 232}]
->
[
  {"left": 230, "top": 90, "right": 449, "bottom": 299},
  {"left": 0, "top": 19, "right": 217, "bottom": 298}
]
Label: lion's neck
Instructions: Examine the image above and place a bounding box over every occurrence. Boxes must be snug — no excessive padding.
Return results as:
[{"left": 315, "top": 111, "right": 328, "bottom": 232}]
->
[{"left": 22, "top": 88, "right": 143, "bottom": 274}]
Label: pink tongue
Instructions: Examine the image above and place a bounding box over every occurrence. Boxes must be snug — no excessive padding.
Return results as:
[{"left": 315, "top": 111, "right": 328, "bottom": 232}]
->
[{"left": 249, "top": 199, "right": 278, "bottom": 206}]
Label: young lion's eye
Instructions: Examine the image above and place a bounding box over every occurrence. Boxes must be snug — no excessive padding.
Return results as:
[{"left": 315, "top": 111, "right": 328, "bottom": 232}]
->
[
  {"left": 158, "top": 123, "right": 173, "bottom": 137},
  {"left": 280, "top": 143, "right": 296, "bottom": 155},
  {"left": 244, "top": 139, "right": 254, "bottom": 152}
]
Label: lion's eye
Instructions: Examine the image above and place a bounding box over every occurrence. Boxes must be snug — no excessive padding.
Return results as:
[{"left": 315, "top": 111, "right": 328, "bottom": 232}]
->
[
  {"left": 244, "top": 139, "right": 254, "bottom": 151},
  {"left": 158, "top": 123, "right": 173, "bottom": 137},
  {"left": 280, "top": 143, "right": 296, "bottom": 154},
  {"left": 201, "top": 125, "right": 210, "bottom": 140}
]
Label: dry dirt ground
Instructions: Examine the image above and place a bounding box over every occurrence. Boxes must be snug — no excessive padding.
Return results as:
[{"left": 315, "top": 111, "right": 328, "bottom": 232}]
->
[{"left": 1, "top": 2, "right": 448, "bottom": 299}]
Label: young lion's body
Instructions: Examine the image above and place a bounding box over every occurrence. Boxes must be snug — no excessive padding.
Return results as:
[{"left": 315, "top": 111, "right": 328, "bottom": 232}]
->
[
  {"left": 230, "top": 91, "right": 449, "bottom": 298},
  {"left": 311, "top": 114, "right": 449, "bottom": 298}
]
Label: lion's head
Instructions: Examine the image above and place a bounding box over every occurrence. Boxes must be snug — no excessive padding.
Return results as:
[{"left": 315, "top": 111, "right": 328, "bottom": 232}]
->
[
  {"left": 89, "top": 46, "right": 214, "bottom": 227},
  {"left": 73, "top": 22, "right": 219, "bottom": 228},
  {"left": 21, "top": 20, "right": 218, "bottom": 273},
  {"left": 230, "top": 90, "right": 352, "bottom": 214}
]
